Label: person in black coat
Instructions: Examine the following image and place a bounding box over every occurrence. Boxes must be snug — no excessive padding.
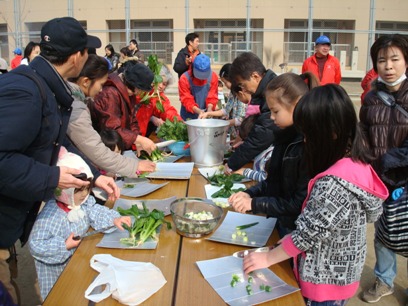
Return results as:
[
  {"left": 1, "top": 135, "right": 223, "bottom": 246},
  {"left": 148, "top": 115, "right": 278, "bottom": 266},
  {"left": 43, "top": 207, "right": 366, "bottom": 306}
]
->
[
  {"left": 173, "top": 32, "right": 200, "bottom": 78},
  {"left": 229, "top": 72, "right": 319, "bottom": 236},
  {"left": 224, "top": 52, "right": 279, "bottom": 173},
  {"left": 0, "top": 17, "right": 118, "bottom": 304}
]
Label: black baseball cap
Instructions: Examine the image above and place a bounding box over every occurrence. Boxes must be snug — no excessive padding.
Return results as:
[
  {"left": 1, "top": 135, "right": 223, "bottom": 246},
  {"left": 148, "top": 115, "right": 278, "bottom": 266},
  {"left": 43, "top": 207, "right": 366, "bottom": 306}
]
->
[
  {"left": 124, "top": 63, "right": 154, "bottom": 92},
  {"left": 40, "top": 17, "right": 101, "bottom": 57}
]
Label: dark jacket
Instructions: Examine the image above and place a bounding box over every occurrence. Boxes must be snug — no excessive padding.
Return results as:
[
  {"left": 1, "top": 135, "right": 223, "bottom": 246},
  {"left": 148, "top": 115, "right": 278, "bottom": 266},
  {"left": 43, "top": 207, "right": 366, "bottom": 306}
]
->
[
  {"left": 173, "top": 46, "right": 200, "bottom": 79},
  {"left": 360, "top": 76, "right": 408, "bottom": 173},
  {"left": 90, "top": 73, "right": 141, "bottom": 150},
  {"left": 227, "top": 69, "right": 279, "bottom": 170},
  {"left": 244, "top": 127, "right": 308, "bottom": 230},
  {"left": 0, "top": 56, "right": 98, "bottom": 248}
]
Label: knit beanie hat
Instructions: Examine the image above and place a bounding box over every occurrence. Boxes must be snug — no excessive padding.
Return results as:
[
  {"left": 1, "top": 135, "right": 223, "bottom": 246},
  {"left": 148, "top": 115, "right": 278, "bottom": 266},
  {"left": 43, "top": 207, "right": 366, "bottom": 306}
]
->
[{"left": 56, "top": 147, "right": 94, "bottom": 222}]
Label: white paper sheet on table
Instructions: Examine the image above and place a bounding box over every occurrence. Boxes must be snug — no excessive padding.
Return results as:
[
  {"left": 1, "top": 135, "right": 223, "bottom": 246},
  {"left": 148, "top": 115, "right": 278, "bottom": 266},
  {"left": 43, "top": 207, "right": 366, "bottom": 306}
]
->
[
  {"left": 96, "top": 197, "right": 176, "bottom": 249},
  {"left": 207, "top": 211, "right": 277, "bottom": 247},
  {"left": 146, "top": 162, "right": 194, "bottom": 179},
  {"left": 204, "top": 183, "right": 246, "bottom": 207},
  {"left": 196, "top": 256, "right": 300, "bottom": 306},
  {"left": 117, "top": 180, "right": 169, "bottom": 197},
  {"left": 198, "top": 167, "right": 251, "bottom": 183}
]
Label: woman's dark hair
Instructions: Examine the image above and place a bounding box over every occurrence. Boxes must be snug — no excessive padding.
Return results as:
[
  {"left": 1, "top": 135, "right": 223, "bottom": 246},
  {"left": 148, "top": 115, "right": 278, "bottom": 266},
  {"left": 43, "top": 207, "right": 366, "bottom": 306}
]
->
[
  {"left": 265, "top": 72, "right": 319, "bottom": 109},
  {"left": 294, "top": 84, "right": 372, "bottom": 177},
  {"left": 105, "top": 44, "right": 115, "bottom": 57},
  {"left": 219, "top": 63, "right": 232, "bottom": 81},
  {"left": 370, "top": 34, "right": 408, "bottom": 73},
  {"left": 239, "top": 114, "right": 259, "bottom": 140},
  {"left": 230, "top": 52, "right": 266, "bottom": 81},
  {"left": 99, "top": 129, "right": 124, "bottom": 153},
  {"left": 23, "top": 41, "right": 40, "bottom": 62},
  {"left": 68, "top": 54, "right": 109, "bottom": 84}
]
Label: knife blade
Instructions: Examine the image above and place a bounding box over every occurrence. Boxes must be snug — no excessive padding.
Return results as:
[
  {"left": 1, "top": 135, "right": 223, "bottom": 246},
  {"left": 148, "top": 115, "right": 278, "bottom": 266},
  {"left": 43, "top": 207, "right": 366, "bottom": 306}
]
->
[
  {"left": 232, "top": 244, "right": 279, "bottom": 258},
  {"left": 73, "top": 225, "right": 115, "bottom": 241}
]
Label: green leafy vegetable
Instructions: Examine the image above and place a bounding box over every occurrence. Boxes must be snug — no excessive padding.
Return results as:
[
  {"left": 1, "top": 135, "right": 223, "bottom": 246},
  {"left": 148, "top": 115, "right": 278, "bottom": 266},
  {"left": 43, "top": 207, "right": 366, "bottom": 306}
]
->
[
  {"left": 157, "top": 117, "right": 189, "bottom": 141},
  {"left": 207, "top": 173, "right": 245, "bottom": 187},
  {"left": 139, "top": 148, "right": 164, "bottom": 162},
  {"left": 117, "top": 202, "right": 171, "bottom": 246}
]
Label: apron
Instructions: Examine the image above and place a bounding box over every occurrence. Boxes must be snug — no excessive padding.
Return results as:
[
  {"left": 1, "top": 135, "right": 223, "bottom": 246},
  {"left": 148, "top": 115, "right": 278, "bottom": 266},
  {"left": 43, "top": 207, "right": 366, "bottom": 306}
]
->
[{"left": 180, "top": 72, "right": 212, "bottom": 120}]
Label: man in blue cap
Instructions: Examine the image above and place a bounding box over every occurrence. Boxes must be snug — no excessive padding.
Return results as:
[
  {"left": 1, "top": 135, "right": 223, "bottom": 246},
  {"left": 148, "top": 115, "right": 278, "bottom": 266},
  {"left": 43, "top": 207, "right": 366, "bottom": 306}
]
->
[
  {"left": 302, "top": 35, "right": 341, "bottom": 85},
  {"left": 178, "top": 53, "right": 219, "bottom": 120}
]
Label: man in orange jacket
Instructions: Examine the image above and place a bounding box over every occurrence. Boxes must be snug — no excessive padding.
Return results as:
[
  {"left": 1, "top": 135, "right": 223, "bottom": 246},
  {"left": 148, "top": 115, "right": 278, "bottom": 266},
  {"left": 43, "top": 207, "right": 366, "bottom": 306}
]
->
[{"left": 302, "top": 35, "right": 341, "bottom": 85}]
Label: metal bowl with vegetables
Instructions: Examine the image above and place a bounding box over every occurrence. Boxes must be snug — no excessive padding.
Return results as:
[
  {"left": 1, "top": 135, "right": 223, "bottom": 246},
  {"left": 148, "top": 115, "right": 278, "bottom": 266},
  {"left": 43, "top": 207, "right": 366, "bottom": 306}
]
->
[{"left": 170, "top": 197, "right": 224, "bottom": 238}]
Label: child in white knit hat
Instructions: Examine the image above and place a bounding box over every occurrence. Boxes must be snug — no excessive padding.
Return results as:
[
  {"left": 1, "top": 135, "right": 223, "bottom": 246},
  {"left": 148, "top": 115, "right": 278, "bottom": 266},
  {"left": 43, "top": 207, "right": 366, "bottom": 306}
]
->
[{"left": 28, "top": 147, "right": 131, "bottom": 301}]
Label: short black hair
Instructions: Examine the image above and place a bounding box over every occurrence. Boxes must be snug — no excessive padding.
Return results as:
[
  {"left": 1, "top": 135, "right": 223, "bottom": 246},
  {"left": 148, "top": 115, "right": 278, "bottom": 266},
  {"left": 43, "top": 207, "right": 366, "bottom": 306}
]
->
[
  {"left": 23, "top": 41, "right": 40, "bottom": 62},
  {"left": 100, "top": 129, "right": 124, "bottom": 153},
  {"left": 185, "top": 33, "right": 199, "bottom": 45},
  {"left": 219, "top": 63, "right": 232, "bottom": 81},
  {"left": 370, "top": 34, "right": 408, "bottom": 73},
  {"left": 230, "top": 52, "right": 266, "bottom": 81}
]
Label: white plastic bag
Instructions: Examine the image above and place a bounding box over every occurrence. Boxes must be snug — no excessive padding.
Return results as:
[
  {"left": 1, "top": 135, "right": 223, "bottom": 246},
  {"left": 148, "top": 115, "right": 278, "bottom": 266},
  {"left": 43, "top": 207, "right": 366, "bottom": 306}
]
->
[{"left": 85, "top": 254, "right": 166, "bottom": 305}]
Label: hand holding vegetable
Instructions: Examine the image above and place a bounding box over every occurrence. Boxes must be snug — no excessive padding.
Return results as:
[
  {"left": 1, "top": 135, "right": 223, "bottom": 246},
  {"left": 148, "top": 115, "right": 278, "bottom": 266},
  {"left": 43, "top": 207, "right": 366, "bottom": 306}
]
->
[
  {"left": 113, "top": 216, "right": 132, "bottom": 231},
  {"left": 135, "top": 135, "right": 156, "bottom": 156}
]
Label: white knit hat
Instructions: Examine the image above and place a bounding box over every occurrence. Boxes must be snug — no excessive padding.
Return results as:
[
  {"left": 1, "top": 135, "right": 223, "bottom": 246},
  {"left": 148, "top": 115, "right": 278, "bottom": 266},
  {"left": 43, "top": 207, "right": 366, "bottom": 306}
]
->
[{"left": 56, "top": 146, "right": 94, "bottom": 222}]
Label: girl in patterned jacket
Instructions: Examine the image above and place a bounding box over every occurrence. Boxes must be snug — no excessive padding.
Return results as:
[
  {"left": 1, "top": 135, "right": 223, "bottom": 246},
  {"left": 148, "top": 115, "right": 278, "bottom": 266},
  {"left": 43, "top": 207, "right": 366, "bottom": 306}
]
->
[
  {"left": 28, "top": 147, "right": 131, "bottom": 301},
  {"left": 243, "top": 84, "right": 389, "bottom": 305}
]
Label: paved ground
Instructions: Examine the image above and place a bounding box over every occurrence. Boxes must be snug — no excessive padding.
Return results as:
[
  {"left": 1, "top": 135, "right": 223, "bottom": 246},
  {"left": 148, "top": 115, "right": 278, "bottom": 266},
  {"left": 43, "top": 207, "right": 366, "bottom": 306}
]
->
[{"left": 14, "top": 80, "right": 408, "bottom": 306}]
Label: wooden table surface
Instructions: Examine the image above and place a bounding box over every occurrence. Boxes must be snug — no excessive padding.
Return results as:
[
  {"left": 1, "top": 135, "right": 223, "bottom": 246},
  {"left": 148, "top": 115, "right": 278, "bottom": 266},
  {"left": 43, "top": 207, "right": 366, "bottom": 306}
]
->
[{"left": 44, "top": 163, "right": 304, "bottom": 306}]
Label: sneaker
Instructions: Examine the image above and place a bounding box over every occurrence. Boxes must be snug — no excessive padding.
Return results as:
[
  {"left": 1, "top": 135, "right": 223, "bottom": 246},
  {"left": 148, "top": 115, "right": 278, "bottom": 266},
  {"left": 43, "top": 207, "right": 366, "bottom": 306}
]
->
[{"left": 362, "top": 278, "right": 394, "bottom": 303}]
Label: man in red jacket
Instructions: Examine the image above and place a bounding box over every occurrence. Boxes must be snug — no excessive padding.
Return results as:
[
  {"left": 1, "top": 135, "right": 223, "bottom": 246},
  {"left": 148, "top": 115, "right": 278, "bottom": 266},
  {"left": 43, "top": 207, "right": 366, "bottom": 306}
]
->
[{"left": 302, "top": 35, "right": 341, "bottom": 85}]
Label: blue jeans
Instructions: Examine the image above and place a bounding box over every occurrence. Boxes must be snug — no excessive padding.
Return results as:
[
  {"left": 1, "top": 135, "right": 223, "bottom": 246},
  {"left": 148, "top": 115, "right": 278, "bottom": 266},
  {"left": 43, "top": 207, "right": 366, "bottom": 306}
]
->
[
  {"left": 374, "top": 238, "right": 397, "bottom": 288},
  {"left": 304, "top": 299, "right": 348, "bottom": 306}
]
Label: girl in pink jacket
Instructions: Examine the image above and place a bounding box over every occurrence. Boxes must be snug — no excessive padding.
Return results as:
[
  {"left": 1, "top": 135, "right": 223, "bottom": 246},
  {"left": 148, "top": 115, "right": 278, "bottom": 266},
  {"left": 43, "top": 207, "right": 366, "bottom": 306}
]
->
[{"left": 243, "top": 84, "right": 389, "bottom": 305}]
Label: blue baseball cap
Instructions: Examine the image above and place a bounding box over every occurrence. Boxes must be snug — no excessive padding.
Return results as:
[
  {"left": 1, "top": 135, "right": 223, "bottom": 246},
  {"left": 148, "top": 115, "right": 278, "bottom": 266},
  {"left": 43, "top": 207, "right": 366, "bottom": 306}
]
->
[
  {"left": 315, "top": 35, "right": 331, "bottom": 45},
  {"left": 13, "top": 48, "right": 22, "bottom": 55},
  {"left": 193, "top": 54, "right": 211, "bottom": 80}
]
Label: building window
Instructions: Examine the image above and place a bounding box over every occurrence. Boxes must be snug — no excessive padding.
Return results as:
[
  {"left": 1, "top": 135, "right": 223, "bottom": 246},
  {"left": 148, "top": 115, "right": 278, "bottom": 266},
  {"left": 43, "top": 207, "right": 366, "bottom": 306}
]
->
[
  {"left": 107, "top": 19, "right": 173, "bottom": 64},
  {"left": 195, "top": 19, "right": 263, "bottom": 63}
]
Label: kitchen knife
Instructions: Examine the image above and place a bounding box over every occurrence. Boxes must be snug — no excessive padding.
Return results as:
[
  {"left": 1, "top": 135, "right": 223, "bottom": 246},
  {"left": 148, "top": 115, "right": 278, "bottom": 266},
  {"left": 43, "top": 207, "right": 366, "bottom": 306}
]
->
[
  {"left": 232, "top": 244, "right": 279, "bottom": 258},
  {"left": 73, "top": 225, "right": 115, "bottom": 241}
]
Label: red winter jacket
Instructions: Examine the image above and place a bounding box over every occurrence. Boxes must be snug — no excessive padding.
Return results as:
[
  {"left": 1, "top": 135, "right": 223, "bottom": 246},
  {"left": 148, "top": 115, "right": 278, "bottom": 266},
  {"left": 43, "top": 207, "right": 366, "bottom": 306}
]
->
[
  {"left": 90, "top": 73, "right": 140, "bottom": 149},
  {"left": 302, "top": 54, "right": 341, "bottom": 85},
  {"left": 178, "top": 69, "right": 219, "bottom": 113},
  {"left": 135, "top": 92, "right": 182, "bottom": 136}
]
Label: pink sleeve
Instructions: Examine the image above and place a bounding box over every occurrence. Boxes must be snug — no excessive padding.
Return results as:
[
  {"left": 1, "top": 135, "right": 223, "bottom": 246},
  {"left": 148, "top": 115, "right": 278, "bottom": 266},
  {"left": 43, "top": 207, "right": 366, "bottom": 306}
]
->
[{"left": 281, "top": 235, "right": 303, "bottom": 258}]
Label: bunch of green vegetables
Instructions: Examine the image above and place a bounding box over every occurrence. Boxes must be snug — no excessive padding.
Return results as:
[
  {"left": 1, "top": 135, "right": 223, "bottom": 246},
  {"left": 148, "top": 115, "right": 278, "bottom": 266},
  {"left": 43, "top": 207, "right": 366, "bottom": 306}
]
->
[
  {"left": 211, "top": 179, "right": 246, "bottom": 198},
  {"left": 207, "top": 173, "right": 245, "bottom": 187},
  {"left": 139, "top": 55, "right": 165, "bottom": 112},
  {"left": 157, "top": 117, "right": 189, "bottom": 141},
  {"left": 117, "top": 202, "right": 171, "bottom": 247},
  {"left": 139, "top": 148, "right": 165, "bottom": 162}
]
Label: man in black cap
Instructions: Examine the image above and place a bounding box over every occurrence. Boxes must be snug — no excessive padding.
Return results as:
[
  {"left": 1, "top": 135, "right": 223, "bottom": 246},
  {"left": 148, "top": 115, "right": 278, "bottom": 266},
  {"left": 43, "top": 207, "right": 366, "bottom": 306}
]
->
[
  {"left": 91, "top": 62, "right": 157, "bottom": 155},
  {"left": 0, "top": 17, "right": 119, "bottom": 304}
]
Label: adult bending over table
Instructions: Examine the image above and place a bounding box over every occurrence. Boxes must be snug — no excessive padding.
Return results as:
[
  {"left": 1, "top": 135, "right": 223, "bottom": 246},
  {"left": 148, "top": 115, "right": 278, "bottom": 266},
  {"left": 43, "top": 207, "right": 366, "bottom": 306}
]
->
[
  {"left": 67, "top": 54, "right": 155, "bottom": 178},
  {"left": 90, "top": 62, "right": 157, "bottom": 156}
]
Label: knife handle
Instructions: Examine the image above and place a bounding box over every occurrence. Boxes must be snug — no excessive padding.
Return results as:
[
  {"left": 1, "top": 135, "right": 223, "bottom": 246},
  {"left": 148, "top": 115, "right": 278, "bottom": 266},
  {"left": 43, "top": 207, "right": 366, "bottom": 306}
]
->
[{"left": 73, "top": 235, "right": 81, "bottom": 241}]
